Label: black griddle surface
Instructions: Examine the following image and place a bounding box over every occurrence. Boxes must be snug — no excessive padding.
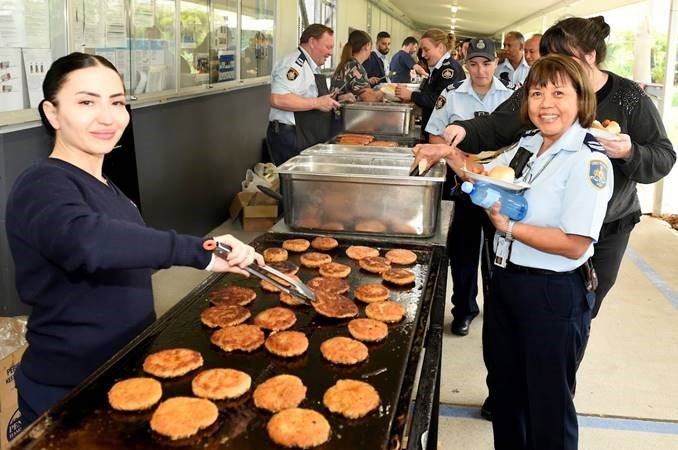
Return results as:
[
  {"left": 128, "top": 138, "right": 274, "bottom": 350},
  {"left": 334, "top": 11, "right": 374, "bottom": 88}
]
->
[{"left": 13, "top": 233, "right": 440, "bottom": 450}]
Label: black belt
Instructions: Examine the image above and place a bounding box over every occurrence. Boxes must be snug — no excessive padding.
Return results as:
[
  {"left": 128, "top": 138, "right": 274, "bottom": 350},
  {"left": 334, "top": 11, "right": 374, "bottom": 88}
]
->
[
  {"left": 504, "top": 261, "right": 576, "bottom": 276},
  {"left": 269, "top": 120, "right": 295, "bottom": 133}
]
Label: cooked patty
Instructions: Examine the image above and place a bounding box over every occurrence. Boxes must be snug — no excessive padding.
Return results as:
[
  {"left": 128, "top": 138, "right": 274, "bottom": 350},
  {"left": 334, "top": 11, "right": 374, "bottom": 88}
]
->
[
  {"left": 365, "top": 301, "right": 406, "bottom": 323},
  {"left": 265, "top": 331, "right": 309, "bottom": 357},
  {"left": 354, "top": 220, "right": 387, "bottom": 233},
  {"left": 345, "top": 245, "right": 380, "bottom": 260},
  {"left": 150, "top": 397, "right": 218, "bottom": 440},
  {"left": 323, "top": 379, "right": 381, "bottom": 418},
  {"left": 300, "top": 252, "right": 332, "bottom": 268},
  {"left": 313, "top": 291, "right": 359, "bottom": 319},
  {"left": 311, "top": 236, "right": 339, "bottom": 251},
  {"left": 210, "top": 324, "right": 265, "bottom": 352},
  {"left": 143, "top": 348, "right": 203, "bottom": 378},
  {"left": 347, "top": 318, "right": 388, "bottom": 342},
  {"left": 382, "top": 268, "right": 416, "bottom": 285},
  {"left": 385, "top": 249, "right": 417, "bottom": 265},
  {"left": 320, "top": 336, "right": 368, "bottom": 365},
  {"left": 261, "top": 274, "right": 301, "bottom": 293},
  {"left": 358, "top": 256, "right": 392, "bottom": 274},
  {"left": 267, "top": 408, "right": 331, "bottom": 448},
  {"left": 208, "top": 285, "right": 256, "bottom": 306},
  {"left": 307, "top": 277, "right": 350, "bottom": 295},
  {"left": 191, "top": 368, "right": 251, "bottom": 400},
  {"left": 200, "top": 304, "right": 250, "bottom": 328},
  {"left": 108, "top": 377, "right": 162, "bottom": 411},
  {"left": 264, "top": 247, "right": 289, "bottom": 263},
  {"left": 254, "top": 307, "right": 297, "bottom": 331},
  {"left": 253, "top": 374, "right": 307, "bottom": 413},
  {"left": 318, "top": 262, "right": 351, "bottom": 278},
  {"left": 354, "top": 283, "right": 390, "bottom": 303},
  {"left": 282, "top": 239, "right": 310, "bottom": 252}
]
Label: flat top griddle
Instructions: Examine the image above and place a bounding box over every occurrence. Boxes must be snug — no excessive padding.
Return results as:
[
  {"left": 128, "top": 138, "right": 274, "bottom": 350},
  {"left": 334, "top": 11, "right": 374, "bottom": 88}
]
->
[{"left": 12, "top": 233, "right": 445, "bottom": 450}]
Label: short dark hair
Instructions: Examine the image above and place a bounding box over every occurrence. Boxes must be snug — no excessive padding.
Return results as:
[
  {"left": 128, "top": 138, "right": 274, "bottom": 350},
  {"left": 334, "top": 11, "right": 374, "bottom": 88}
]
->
[
  {"left": 519, "top": 54, "right": 596, "bottom": 128},
  {"left": 376, "top": 31, "right": 391, "bottom": 41},
  {"left": 402, "top": 36, "right": 418, "bottom": 47},
  {"left": 300, "top": 24, "right": 334, "bottom": 44},
  {"left": 540, "top": 16, "right": 610, "bottom": 66},
  {"left": 39, "top": 52, "right": 121, "bottom": 136}
]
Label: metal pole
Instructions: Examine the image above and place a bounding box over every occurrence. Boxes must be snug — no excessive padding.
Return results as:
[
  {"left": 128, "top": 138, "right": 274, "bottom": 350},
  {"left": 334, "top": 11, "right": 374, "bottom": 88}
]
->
[{"left": 656, "top": 0, "right": 678, "bottom": 216}]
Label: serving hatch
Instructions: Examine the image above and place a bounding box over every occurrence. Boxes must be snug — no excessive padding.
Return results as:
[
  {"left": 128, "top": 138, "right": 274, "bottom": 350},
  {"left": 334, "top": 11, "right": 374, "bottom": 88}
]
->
[{"left": 277, "top": 154, "right": 446, "bottom": 238}]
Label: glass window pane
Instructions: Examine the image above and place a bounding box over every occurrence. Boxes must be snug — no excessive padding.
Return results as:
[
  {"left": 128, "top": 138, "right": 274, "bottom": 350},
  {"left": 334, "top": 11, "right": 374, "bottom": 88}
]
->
[
  {"left": 241, "top": 0, "right": 275, "bottom": 79},
  {"left": 179, "top": 0, "right": 210, "bottom": 88},
  {"left": 128, "top": 0, "right": 177, "bottom": 94},
  {"left": 211, "top": 0, "right": 237, "bottom": 83}
]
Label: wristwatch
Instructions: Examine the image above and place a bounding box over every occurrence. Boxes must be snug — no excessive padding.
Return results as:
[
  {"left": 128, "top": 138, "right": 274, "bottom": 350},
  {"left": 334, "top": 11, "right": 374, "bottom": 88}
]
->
[{"left": 506, "top": 220, "right": 515, "bottom": 242}]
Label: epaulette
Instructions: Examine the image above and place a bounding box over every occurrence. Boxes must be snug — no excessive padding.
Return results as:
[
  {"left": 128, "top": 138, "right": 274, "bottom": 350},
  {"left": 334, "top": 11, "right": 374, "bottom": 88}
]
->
[
  {"left": 521, "top": 128, "right": 540, "bottom": 138},
  {"left": 294, "top": 53, "right": 305, "bottom": 67},
  {"left": 446, "top": 80, "right": 465, "bottom": 92},
  {"left": 500, "top": 78, "right": 520, "bottom": 90},
  {"left": 584, "top": 132, "right": 607, "bottom": 153}
]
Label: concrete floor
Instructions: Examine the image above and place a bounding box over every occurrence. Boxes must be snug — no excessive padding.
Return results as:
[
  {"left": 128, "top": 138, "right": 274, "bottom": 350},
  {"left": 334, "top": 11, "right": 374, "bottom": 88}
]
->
[{"left": 151, "top": 215, "right": 678, "bottom": 449}]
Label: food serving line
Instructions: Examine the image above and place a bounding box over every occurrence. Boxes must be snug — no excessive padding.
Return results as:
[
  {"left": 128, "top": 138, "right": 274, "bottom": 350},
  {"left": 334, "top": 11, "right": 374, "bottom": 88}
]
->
[{"left": 11, "top": 100, "right": 451, "bottom": 450}]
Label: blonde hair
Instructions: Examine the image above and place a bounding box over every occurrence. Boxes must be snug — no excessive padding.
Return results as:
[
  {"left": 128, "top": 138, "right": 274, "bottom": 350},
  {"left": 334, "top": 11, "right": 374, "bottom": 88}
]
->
[{"left": 421, "top": 28, "right": 454, "bottom": 52}]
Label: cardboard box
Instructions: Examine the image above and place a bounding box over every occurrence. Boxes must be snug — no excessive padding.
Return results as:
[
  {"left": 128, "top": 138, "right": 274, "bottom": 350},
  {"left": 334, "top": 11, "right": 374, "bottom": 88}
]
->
[
  {"left": 1, "top": 345, "right": 26, "bottom": 449},
  {"left": 229, "top": 192, "right": 278, "bottom": 232}
]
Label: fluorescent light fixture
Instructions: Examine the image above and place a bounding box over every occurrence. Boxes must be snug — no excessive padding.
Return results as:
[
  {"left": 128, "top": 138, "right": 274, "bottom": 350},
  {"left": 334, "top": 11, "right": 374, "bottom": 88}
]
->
[{"left": 450, "top": 5, "right": 459, "bottom": 13}]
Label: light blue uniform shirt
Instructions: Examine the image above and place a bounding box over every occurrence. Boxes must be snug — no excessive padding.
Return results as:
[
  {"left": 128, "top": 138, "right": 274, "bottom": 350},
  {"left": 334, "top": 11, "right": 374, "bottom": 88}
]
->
[
  {"left": 374, "top": 50, "right": 390, "bottom": 79},
  {"left": 425, "top": 76, "right": 515, "bottom": 136},
  {"left": 485, "top": 122, "right": 614, "bottom": 271},
  {"left": 494, "top": 57, "right": 530, "bottom": 85},
  {"left": 269, "top": 47, "right": 320, "bottom": 125}
]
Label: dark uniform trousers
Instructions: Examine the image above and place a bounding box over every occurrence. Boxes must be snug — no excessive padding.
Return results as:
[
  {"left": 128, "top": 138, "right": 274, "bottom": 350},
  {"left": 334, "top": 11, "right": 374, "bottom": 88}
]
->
[
  {"left": 266, "top": 121, "right": 298, "bottom": 166},
  {"left": 483, "top": 267, "right": 592, "bottom": 450},
  {"left": 447, "top": 193, "right": 495, "bottom": 320}
]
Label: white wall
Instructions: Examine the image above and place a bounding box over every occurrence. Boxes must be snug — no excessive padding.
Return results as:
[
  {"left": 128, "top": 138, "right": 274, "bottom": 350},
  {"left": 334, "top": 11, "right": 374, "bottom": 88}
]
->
[{"left": 276, "top": 1, "right": 300, "bottom": 57}]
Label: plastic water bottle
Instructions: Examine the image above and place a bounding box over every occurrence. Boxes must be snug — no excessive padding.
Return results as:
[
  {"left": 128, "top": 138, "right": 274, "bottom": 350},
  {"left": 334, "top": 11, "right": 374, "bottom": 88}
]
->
[{"left": 460, "top": 181, "right": 528, "bottom": 221}]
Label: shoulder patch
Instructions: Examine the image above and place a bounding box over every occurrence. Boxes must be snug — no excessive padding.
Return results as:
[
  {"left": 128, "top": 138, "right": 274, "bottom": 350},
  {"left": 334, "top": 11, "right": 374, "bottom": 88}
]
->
[
  {"left": 521, "top": 128, "right": 540, "bottom": 138},
  {"left": 286, "top": 67, "right": 299, "bottom": 81},
  {"left": 441, "top": 68, "right": 454, "bottom": 79},
  {"left": 446, "top": 80, "right": 464, "bottom": 92},
  {"left": 589, "top": 160, "right": 609, "bottom": 189},
  {"left": 584, "top": 133, "right": 606, "bottom": 153},
  {"left": 435, "top": 95, "right": 447, "bottom": 110}
]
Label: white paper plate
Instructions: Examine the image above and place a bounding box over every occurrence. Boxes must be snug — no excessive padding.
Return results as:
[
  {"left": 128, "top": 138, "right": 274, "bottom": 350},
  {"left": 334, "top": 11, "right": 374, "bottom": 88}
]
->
[
  {"left": 588, "top": 127, "right": 621, "bottom": 141},
  {"left": 463, "top": 170, "right": 531, "bottom": 192}
]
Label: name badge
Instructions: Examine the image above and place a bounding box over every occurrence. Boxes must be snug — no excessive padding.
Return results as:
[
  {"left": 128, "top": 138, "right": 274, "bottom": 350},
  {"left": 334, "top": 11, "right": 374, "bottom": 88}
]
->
[{"left": 494, "top": 236, "right": 511, "bottom": 268}]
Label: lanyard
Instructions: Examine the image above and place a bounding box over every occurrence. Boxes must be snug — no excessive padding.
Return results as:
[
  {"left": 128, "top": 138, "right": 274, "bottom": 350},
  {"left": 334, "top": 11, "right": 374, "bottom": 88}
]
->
[{"left": 521, "top": 152, "right": 558, "bottom": 184}]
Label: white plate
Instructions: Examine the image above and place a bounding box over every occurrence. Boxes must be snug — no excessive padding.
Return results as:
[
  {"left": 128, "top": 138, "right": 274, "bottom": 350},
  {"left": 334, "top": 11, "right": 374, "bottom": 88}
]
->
[
  {"left": 463, "top": 170, "right": 531, "bottom": 192},
  {"left": 588, "top": 127, "right": 621, "bottom": 141}
]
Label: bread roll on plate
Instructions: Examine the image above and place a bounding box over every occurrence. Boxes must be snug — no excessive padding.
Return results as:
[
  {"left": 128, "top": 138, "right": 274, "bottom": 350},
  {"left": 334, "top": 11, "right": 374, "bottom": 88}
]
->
[{"left": 487, "top": 165, "right": 515, "bottom": 183}]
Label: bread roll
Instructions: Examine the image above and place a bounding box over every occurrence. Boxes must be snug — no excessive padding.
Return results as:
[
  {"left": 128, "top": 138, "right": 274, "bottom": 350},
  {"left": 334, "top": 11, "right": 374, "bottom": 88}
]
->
[
  {"left": 592, "top": 119, "right": 620, "bottom": 135},
  {"left": 379, "top": 83, "right": 397, "bottom": 96},
  {"left": 487, "top": 165, "right": 515, "bottom": 183}
]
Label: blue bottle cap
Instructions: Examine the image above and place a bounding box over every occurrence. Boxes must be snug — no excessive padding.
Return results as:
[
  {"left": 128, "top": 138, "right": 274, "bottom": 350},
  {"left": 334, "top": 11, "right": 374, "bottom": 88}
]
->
[{"left": 460, "top": 181, "right": 474, "bottom": 194}]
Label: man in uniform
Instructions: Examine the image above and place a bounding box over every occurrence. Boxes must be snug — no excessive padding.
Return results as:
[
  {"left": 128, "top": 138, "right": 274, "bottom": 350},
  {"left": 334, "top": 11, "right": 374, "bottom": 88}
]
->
[
  {"left": 267, "top": 24, "right": 340, "bottom": 165},
  {"left": 495, "top": 31, "right": 530, "bottom": 84},
  {"left": 426, "top": 37, "right": 515, "bottom": 336},
  {"left": 524, "top": 33, "right": 542, "bottom": 66},
  {"left": 363, "top": 31, "right": 391, "bottom": 85}
]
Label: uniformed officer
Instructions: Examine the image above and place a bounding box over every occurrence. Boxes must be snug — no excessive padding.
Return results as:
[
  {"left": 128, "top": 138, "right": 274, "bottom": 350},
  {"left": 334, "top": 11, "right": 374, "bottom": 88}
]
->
[
  {"left": 424, "top": 37, "right": 515, "bottom": 336},
  {"left": 267, "top": 24, "right": 340, "bottom": 165},
  {"left": 440, "top": 55, "right": 613, "bottom": 450},
  {"left": 495, "top": 31, "right": 530, "bottom": 85},
  {"left": 394, "top": 28, "right": 465, "bottom": 138}
]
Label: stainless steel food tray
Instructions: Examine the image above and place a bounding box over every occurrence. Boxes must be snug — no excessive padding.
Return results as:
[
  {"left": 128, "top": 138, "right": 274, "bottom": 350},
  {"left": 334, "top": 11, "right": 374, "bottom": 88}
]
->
[
  {"left": 301, "top": 143, "right": 413, "bottom": 157},
  {"left": 277, "top": 154, "right": 446, "bottom": 237},
  {"left": 341, "top": 102, "right": 414, "bottom": 135}
]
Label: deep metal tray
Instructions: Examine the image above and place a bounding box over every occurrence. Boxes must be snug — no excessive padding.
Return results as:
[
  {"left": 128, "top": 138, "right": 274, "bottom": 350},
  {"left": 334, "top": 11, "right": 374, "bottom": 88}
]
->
[
  {"left": 301, "top": 143, "right": 414, "bottom": 157},
  {"left": 341, "top": 102, "right": 414, "bottom": 135},
  {"left": 277, "top": 154, "right": 446, "bottom": 238},
  {"left": 11, "top": 233, "right": 446, "bottom": 450}
]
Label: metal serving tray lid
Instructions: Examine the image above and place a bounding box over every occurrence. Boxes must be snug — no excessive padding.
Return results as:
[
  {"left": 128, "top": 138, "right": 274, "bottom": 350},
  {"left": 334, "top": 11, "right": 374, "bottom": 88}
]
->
[
  {"left": 340, "top": 101, "right": 414, "bottom": 112},
  {"left": 277, "top": 154, "right": 446, "bottom": 182},
  {"left": 301, "top": 143, "right": 414, "bottom": 157}
]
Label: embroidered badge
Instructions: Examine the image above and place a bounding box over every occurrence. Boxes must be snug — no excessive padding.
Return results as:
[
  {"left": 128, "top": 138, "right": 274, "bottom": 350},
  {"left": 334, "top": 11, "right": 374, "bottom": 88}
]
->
[
  {"left": 477, "top": 40, "right": 486, "bottom": 49},
  {"left": 441, "top": 68, "right": 454, "bottom": 79},
  {"left": 286, "top": 67, "right": 299, "bottom": 81},
  {"left": 589, "top": 160, "right": 608, "bottom": 189},
  {"left": 435, "top": 95, "right": 446, "bottom": 110}
]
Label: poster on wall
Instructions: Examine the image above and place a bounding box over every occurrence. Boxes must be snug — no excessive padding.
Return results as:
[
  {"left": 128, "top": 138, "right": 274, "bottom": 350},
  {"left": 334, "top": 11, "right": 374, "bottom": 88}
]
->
[
  {"left": 217, "top": 51, "right": 235, "bottom": 82},
  {"left": 0, "top": 49, "right": 25, "bottom": 112},
  {"left": 22, "top": 48, "right": 52, "bottom": 108},
  {"left": 25, "top": 0, "right": 50, "bottom": 48}
]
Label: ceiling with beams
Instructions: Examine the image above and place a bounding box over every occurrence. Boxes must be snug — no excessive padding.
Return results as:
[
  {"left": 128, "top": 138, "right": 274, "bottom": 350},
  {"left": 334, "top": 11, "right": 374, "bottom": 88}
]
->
[{"left": 386, "top": 0, "right": 643, "bottom": 37}]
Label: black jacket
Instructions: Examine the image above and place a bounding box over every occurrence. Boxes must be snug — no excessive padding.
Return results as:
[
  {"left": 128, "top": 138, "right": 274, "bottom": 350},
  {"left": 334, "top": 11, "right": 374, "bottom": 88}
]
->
[
  {"left": 454, "top": 72, "right": 676, "bottom": 223},
  {"left": 411, "top": 55, "right": 466, "bottom": 134}
]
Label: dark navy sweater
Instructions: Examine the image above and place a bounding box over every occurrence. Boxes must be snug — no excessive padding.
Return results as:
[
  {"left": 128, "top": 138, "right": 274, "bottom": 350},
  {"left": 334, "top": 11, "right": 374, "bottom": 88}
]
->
[{"left": 6, "top": 158, "right": 211, "bottom": 387}]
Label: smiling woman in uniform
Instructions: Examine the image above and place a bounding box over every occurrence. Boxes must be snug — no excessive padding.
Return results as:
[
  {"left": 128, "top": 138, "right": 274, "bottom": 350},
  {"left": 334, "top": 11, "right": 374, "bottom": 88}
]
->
[{"left": 5, "top": 52, "right": 261, "bottom": 425}]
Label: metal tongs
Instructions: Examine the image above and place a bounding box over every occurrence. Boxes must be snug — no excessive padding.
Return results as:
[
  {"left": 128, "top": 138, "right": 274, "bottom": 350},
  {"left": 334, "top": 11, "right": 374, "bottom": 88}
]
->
[{"left": 203, "top": 239, "right": 316, "bottom": 304}]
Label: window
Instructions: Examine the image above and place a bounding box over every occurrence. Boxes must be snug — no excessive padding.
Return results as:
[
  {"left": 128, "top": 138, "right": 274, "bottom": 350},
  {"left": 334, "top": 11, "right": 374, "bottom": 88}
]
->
[{"left": 240, "top": 0, "right": 274, "bottom": 79}]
